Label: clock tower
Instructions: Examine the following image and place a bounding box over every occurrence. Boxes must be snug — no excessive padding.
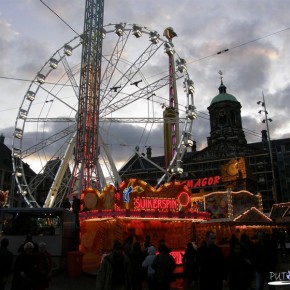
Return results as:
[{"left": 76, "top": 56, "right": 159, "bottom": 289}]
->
[
  {"left": 204, "top": 73, "right": 256, "bottom": 192},
  {"left": 207, "top": 74, "right": 247, "bottom": 146}
]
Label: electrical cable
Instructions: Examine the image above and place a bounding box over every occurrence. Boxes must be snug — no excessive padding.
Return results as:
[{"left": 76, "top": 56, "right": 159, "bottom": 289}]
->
[
  {"left": 39, "top": 0, "right": 80, "bottom": 37},
  {"left": 2, "top": 21, "right": 287, "bottom": 143}
]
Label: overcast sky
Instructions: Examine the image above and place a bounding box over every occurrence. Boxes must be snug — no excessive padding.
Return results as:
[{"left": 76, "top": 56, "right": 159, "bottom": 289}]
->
[{"left": 0, "top": 0, "right": 290, "bottom": 174}]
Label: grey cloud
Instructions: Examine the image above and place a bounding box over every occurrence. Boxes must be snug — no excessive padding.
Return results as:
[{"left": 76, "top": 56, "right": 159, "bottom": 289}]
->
[{"left": 1, "top": 0, "right": 290, "bottom": 173}]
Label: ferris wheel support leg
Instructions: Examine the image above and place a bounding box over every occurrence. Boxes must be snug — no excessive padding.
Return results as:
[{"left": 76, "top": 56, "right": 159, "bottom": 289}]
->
[{"left": 43, "top": 133, "right": 77, "bottom": 208}]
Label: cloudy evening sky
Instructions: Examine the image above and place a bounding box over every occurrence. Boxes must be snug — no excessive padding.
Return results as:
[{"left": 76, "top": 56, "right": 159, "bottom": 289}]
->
[{"left": 0, "top": 0, "right": 290, "bottom": 174}]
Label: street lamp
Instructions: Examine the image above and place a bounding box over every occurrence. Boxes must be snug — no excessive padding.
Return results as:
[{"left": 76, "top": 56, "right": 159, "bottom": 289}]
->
[{"left": 257, "top": 91, "right": 277, "bottom": 203}]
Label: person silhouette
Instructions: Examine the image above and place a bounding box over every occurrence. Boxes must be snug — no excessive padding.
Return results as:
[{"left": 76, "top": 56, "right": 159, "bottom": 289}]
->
[
  {"left": 17, "top": 234, "right": 38, "bottom": 254},
  {"left": 152, "top": 242, "right": 176, "bottom": 290},
  {"left": 11, "top": 242, "right": 38, "bottom": 290},
  {"left": 195, "top": 230, "right": 226, "bottom": 290},
  {"left": 96, "top": 240, "right": 132, "bottom": 290},
  {"left": 142, "top": 246, "right": 156, "bottom": 290},
  {"left": 0, "top": 238, "right": 13, "bottom": 290}
]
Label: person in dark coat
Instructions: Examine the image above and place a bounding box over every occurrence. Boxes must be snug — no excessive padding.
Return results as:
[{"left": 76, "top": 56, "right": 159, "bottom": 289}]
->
[
  {"left": 182, "top": 242, "right": 197, "bottom": 290},
  {"left": 61, "top": 198, "right": 71, "bottom": 210},
  {"left": 227, "top": 243, "right": 254, "bottom": 290},
  {"left": 72, "top": 196, "right": 81, "bottom": 214},
  {"left": 195, "top": 230, "right": 226, "bottom": 290},
  {"left": 96, "top": 240, "right": 132, "bottom": 290},
  {"left": 239, "top": 233, "right": 254, "bottom": 263},
  {"left": 152, "top": 243, "right": 176, "bottom": 290},
  {"left": 17, "top": 234, "right": 38, "bottom": 254},
  {"left": 11, "top": 242, "right": 38, "bottom": 290},
  {"left": 35, "top": 242, "right": 52, "bottom": 290},
  {"left": 229, "top": 234, "right": 239, "bottom": 255},
  {"left": 123, "top": 235, "right": 134, "bottom": 258},
  {"left": 130, "top": 241, "right": 146, "bottom": 290},
  {"left": 253, "top": 232, "right": 278, "bottom": 290},
  {"left": 0, "top": 238, "right": 13, "bottom": 290}
]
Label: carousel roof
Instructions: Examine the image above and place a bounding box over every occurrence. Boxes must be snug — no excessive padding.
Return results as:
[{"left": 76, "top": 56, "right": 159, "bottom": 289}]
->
[
  {"left": 232, "top": 207, "right": 272, "bottom": 223},
  {"left": 269, "top": 202, "right": 290, "bottom": 221},
  {"left": 200, "top": 207, "right": 272, "bottom": 224}
]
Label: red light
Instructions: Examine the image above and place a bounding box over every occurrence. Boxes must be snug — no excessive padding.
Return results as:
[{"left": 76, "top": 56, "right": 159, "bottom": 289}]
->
[{"left": 177, "top": 192, "right": 190, "bottom": 207}]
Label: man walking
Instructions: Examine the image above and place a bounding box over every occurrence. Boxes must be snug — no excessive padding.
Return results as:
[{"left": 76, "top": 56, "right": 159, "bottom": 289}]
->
[
  {"left": 195, "top": 230, "right": 226, "bottom": 290},
  {"left": 96, "top": 240, "right": 132, "bottom": 290}
]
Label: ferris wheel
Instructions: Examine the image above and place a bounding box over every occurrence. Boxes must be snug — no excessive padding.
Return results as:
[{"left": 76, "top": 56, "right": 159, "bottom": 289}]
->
[{"left": 12, "top": 23, "right": 197, "bottom": 208}]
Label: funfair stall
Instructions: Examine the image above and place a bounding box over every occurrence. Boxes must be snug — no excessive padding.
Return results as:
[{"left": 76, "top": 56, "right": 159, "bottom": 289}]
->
[
  {"left": 78, "top": 178, "right": 210, "bottom": 272},
  {"left": 193, "top": 190, "right": 279, "bottom": 258}
]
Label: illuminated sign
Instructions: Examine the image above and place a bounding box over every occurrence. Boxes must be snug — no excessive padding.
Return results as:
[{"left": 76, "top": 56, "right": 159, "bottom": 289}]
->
[
  {"left": 134, "top": 198, "right": 177, "bottom": 211},
  {"left": 147, "top": 250, "right": 184, "bottom": 264},
  {"left": 116, "top": 178, "right": 192, "bottom": 212},
  {"left": 170, "top": 250, "right": 184, "bottom": 265},
  {"left": 177, "top": 192, "right": 190, "bottom": 207},
  {"left": 123, "top": 184, "right": 133, "bottom": 203},
  {"left": 183, "top": 175, "right": 221, "bottom": 188}
]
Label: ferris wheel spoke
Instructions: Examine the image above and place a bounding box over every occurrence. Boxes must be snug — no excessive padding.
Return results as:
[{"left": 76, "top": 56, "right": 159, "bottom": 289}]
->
[
  {"left": 100, "top": 32, "right": 131, "bottom": 101},
  {"left": 20, "top": 124, "right": 76, "bottom": 158},
  {"left": 99, "top": 117, "right": 187, "bottom": 124},
  {"left": 39, "top": 85, "right": 77, "bottom": 112},
  {"left": 25, "top": 117, "right": 75, "bottom": 123},
  {"left": 101, "top": 42, "right": 163, "bottom": 109},
  {"left": 61, "top": 55, "right": 80, "bottom": 99},
  {"left": 101, "top": 73, "right": 182, "bottom": 117}
]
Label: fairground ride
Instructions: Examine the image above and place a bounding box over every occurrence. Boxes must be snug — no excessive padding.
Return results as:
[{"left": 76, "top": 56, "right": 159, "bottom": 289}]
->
[{"left": 11, "top": 0, "right": 197, "bottom": 208}]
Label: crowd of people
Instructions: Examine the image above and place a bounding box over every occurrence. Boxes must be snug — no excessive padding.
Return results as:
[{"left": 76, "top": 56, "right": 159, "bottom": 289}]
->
[
  {"left": 96, "top": 230, "right": 285, "bottom": 290},
  {"left": 182, "top": 230, "right": 282, "bottom": 290},
  {"left": 0, "top": 234, "right": 52, "bottom": 290},
  {"left": 0, "top": 230, "right": 286, "bottom": 290},
  {"left": 96, "top": 235, "right": 176, "bottom": 290}
]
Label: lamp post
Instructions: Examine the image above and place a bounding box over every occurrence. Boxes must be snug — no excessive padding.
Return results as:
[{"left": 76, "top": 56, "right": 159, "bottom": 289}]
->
[{"left": 257, "top": 91, "right": 277, "bottom": 203}]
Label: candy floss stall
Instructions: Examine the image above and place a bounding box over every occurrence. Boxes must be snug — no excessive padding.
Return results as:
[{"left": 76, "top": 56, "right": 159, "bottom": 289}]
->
[{"left": 78, "top": 178, "right": 210, "bottom": 272}]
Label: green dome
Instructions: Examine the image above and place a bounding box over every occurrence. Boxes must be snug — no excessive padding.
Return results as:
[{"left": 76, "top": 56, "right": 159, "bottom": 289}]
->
[
  {"left": 211, "top": 92, "right": 238, "bottom": 104},
  {"left": 210, "top": 81, "right": 238, "bottom": 104}
]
